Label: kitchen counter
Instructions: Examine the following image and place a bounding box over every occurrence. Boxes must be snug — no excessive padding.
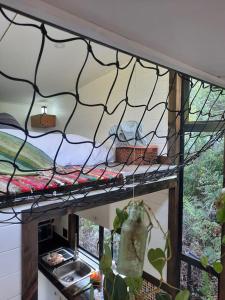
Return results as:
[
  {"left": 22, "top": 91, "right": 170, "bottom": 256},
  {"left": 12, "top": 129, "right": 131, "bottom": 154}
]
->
[{"left": 39, "top": 236, "right": 104, "bottom": 300}]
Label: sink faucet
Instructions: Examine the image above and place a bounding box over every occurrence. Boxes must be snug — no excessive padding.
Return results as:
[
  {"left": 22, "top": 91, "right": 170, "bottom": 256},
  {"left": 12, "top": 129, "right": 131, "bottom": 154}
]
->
[{"left": 74, "top": 233, "right": 78, "bottom": 260}]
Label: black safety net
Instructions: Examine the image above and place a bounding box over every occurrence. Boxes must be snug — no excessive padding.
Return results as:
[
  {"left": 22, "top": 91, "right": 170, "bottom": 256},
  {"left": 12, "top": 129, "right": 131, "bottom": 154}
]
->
[{"left": 0, "top": 6, "right": 224, "bottom": 224}]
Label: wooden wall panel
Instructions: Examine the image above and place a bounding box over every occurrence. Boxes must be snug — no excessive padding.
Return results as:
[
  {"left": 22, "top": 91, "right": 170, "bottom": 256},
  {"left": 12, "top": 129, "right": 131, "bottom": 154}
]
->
[{"left": 22, "top": 219, "right": 38, "bottom": 300}]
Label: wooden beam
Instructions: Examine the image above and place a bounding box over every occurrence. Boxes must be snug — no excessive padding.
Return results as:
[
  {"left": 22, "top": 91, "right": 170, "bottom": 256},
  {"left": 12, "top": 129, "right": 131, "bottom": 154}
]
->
[
  {"left": 167, "top": 186, "right": 180, "bottom": 295},
  {"left": 167, "top": 71, "right": 182, "bottom": 291},
  {"left": 167, "top": 71, "right": 182, "bottom": 164},
  {"left": 184, "top": 120, "right": 225, "bottom": 133},
  {"left": 22, "top": 217, "right": 38, "bottom": 300}
]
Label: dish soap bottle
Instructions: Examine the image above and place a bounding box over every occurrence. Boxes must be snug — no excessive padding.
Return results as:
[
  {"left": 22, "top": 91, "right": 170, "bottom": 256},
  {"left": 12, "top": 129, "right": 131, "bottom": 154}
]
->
[{"left": 117, "top": 201, "right": 148, "bottom": 277}]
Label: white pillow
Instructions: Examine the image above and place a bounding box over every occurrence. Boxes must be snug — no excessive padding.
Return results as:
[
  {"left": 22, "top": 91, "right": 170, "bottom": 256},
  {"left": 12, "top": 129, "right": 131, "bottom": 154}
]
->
[{"left": 1, "top": 129, "right": 115, "bottom": 166}]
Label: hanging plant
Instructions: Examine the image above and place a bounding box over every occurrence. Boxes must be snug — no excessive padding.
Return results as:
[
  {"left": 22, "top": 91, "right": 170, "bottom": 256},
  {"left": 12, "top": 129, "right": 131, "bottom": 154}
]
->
[
  {"left": 117, "top": 201, "right": 148, "bottom": 278},
  {"left": 99, "top": 199, "right": 189, "bottom": 300}
]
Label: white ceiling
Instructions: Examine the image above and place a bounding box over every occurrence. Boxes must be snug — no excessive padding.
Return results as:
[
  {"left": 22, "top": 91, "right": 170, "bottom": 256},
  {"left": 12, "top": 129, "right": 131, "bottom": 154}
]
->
[
  {"left": 40, "top": 0, "right": 225, "bottom": 85},
  {"left": 1, "top": 0, "right": 225, "bottom": 89}
]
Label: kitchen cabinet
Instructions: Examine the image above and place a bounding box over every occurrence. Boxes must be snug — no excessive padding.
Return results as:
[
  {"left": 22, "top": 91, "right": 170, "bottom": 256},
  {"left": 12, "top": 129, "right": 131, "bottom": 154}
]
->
[{"left": 38, "top": 271, "right": 66, "bottom": 300}]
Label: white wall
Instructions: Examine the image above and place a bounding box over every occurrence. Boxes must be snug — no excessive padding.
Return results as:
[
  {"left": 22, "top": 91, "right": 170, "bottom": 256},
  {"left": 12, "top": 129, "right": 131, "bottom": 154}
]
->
[
  {"left": 77, "top": 61, "right": 168, "bottom": 153},
  {"left": 0, "top": 100, "right": 55, "bottom": 131},
  {"left": 0, "top": 199, "right": 69, "bottom": 300},
  {"left": 0, "top": 215, "right": 21, "bottom": 300},
  {"left": 53, "top": 215, "right": 68, "bottom": 240},
  {"left": 2, "top": 0, "right": 225, "bottom": 89},
  {"left": 53, "top": 61, "right": 169, "bottom": 154},
  {"left": 77, "top": 190, "right": 168, "bottom": 280}
]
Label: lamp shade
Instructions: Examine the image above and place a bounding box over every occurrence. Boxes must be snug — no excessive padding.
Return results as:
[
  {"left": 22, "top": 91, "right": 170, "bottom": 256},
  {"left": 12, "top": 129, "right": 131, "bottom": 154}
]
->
[{"left": 41, "top": 106, "right": 47, "bottom": 114}]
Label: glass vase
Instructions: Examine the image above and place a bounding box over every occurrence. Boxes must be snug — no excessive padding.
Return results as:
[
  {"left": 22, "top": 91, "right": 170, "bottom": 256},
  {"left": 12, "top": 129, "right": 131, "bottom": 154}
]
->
[{"left": 117, "top": 202, "right": 148, "bottom": 277}]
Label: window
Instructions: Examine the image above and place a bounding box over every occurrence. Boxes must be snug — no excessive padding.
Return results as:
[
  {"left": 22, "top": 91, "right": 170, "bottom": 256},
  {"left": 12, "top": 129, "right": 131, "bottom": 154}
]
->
[
  {"left": 180, "top": 77, "right": 225, "bottom": 299},
  {"left": 78, "top": 216, "right": 100, "bottom": 258},
  {"left": 76, "top": 215, "right": 120, "bottom": 262}
]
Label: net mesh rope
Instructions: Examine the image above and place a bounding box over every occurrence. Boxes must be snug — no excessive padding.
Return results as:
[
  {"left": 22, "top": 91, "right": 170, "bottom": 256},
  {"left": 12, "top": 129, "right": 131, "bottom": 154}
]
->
[{"left": 0, "top": 7, "right": 224, "bottom": 224}]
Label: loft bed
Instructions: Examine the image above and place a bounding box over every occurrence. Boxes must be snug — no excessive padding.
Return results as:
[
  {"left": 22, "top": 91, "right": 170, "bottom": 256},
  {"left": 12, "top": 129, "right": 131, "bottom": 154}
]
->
[
  {"left": 0, "top": 115, "right": 177, "bottom": 211},
  {"left": 0, "top": 131, "right": 177, "bottom": 206},
  {"left": 0, "top": 163, "right": 177, "bottom": 203}
]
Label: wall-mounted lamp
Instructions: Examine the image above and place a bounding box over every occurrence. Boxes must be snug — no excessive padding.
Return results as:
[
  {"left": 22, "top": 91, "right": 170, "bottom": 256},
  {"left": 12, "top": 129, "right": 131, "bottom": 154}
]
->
[
  {"left": 41, "top": 105, "right": 47, "bottom": 114},
  {"left": 31, "top": 106, "right": 56, "bottom": 128}
]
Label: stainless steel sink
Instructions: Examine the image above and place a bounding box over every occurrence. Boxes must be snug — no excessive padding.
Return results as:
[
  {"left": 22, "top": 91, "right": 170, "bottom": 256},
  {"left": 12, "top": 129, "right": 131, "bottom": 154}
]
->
[{"left": 53, "top": 258, "right": 93, "bottom": 287}]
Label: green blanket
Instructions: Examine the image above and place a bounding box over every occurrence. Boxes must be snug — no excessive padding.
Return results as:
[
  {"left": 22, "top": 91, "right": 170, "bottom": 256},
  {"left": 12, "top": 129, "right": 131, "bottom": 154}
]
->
[{"left": 0, "top": 131, "right": 54, "bottom": 175}]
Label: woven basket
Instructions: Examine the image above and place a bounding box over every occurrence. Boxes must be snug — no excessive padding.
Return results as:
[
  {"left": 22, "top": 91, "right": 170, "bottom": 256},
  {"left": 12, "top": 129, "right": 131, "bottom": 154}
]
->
[{"left": 116, "top": 145, "right": 158, "bottom": 165}]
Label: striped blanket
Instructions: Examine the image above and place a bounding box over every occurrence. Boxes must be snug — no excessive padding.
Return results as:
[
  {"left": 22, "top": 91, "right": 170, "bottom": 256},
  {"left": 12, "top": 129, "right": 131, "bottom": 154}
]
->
[
  {"left": 0, "top": 166, "right": 121, "bottom": 196},
  {"left": 0, "top": 131, "right": 53, "bottom": 175}
]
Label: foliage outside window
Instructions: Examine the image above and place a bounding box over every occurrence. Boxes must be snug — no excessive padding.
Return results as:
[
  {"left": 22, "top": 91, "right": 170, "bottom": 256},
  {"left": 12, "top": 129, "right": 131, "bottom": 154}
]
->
[
  {"left": 180, "top": 261, "right": 218, "bottom": 300},
  {"left": 78, "top": 217, "right": 100, "bottom": 258},
  {"left": 181, "top": 77, "right": 225, "bottom": 299},
  {"left": 188, "top": 79, "right": 225, "bottom": 122},
  {"left": 183, "top": 135, "right": 223, "bottom": 262}
]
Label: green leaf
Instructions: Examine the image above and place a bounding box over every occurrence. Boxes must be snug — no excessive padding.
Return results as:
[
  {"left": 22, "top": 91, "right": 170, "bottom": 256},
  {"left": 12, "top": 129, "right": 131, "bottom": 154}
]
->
[
  {"left": 113, "top": 215, "right": 121, "bottom": 233},
  {"left": 125, "top": 277, "right": 143, "bottom": 295},
  {"left": 200, "top": 256, "right": 208, "bottom": 268},
  {"left": 222, "top": 235, "right": 225, "bottom": 245},
  {"left": 156, "top": 291, "right": 172, "bottom": 300},
  {"left": 175, "top": 289, "right": 190, "bottom": 300},
  {"left": 89, "top": 285, "right": 94, "bottom": 300},
  {"left": 148, "top": 248, "right": 166, "bottom": 276},
  {"left": 112, "top": 275, "right": 129, "bottom": 300},
  {"left": 104, "top": 271, "right": 115, "bottom": 298},
  {"left": 100, "top": 244, "right": 112, "bottom": 274},
  {"left": 213, "top": 261, "right": 223, "bottom": 274},
  {"left": 113, "top": 208, "right": 128, "bottom": 232},
  {"left": 216, "top": 207, "right": 225, "bottom": 224}
]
